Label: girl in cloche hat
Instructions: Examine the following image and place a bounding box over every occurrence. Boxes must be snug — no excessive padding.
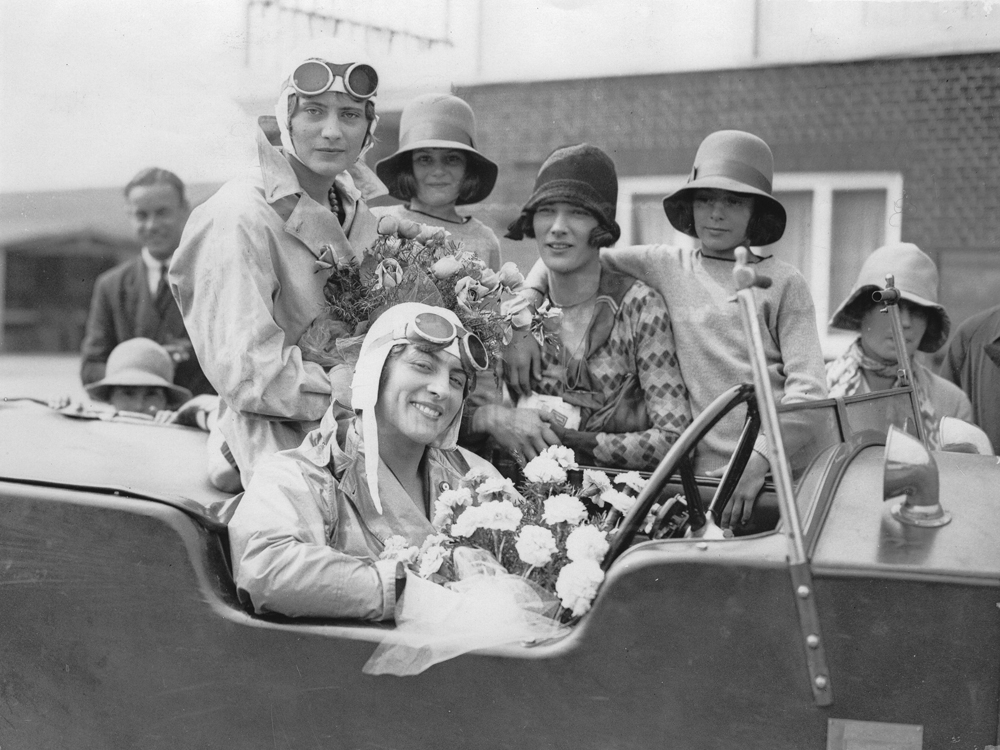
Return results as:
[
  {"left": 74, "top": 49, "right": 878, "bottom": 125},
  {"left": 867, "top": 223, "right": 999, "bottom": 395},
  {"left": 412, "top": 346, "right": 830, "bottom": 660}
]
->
[
  {"left": 826, "top": 242, "right": 973, "bottom": 448},
  {"left": 373, "top": 93, "right": 502, "bottom": 271},
  {"left": 512, "top": 130, "right": 827, "bottom": 529},
  {"left": 473, "top": 143, "right": 689, "bottom": 473}
]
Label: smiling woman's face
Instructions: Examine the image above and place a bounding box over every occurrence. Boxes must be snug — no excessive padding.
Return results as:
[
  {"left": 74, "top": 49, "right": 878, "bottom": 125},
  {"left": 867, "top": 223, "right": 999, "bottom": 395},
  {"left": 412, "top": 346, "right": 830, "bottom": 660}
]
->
[
  {"left": 289, "top": 91, "right": 368, "bottom": 178},
  {"left": 374, "top": 343, "right": 467, "bottom": 450}
]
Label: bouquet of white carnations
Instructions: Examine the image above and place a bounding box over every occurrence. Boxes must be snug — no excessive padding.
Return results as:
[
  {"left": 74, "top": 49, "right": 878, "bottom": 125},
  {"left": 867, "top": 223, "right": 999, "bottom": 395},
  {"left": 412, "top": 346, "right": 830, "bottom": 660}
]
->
[{"left": 380, "top": 446, "right": 654, "bottom": 622}]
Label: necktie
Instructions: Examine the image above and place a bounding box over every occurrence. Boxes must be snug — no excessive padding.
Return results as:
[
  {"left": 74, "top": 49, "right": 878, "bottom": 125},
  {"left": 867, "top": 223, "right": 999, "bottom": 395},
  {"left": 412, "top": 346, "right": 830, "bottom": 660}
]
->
[{"left": 155, "top": 264, "right": 172, "bottom": 315}]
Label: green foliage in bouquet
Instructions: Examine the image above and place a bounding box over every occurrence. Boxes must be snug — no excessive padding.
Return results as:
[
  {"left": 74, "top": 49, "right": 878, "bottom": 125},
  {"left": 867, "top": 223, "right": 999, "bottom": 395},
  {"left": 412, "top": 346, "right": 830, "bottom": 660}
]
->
[{"left": 298, "top": 215, "right": 529, "bottom": 370}]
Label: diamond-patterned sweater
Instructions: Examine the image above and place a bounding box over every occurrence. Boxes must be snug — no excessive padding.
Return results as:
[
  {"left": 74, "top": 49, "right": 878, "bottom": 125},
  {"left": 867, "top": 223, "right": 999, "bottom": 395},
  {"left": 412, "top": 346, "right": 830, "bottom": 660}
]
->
[{"left": 535, "top": 277, "right": 690, "bottom": 470}]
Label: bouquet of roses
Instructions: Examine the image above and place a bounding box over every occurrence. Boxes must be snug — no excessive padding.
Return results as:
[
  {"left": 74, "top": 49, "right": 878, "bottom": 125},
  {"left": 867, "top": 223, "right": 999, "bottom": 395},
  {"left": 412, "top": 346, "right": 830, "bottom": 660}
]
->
[
  {"left": 379, "top": 446, "right": 656, "bottom": 622},
  {"left": 298, "top": 215, "right": 531, "bottom": 370}
]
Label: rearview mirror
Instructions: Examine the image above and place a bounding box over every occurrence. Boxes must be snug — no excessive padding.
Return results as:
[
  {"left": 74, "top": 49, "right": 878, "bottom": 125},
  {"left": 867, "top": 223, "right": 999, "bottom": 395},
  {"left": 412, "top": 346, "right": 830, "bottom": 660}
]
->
[
  {"left": 883, "top": 425, "right": 950, "bottom": 527},
  {"left": 938, "top": 416, "right": 995, "bottom": 456}
]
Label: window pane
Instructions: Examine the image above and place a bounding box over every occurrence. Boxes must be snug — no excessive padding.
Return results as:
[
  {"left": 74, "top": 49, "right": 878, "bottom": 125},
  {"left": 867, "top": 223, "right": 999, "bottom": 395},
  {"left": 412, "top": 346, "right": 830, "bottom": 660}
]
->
[
  {"left": 829, "top": 190, "right": 886, "bottom": 314},
  {"left": 769, "top": 191, "right": 814, "bottom": 279},
  {"left": 631, "top": 195, "right": 696, "bottom": 247}
]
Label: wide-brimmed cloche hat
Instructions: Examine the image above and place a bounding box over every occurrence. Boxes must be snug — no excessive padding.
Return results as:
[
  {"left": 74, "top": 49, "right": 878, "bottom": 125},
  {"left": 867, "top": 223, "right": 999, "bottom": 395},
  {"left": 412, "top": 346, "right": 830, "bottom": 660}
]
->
[
  {"left": 505, "top": 143, "right": 621, "bottom": 245},
  {"left": 829, "top": 242, "right": 950, "bottom": 353},
  {"left": 662, "top": 130, "right": 787, "bottom": 247},
  {"left": 376, "top": 93, "right": 498, "bottom": 205},
  {"left": 85, "top": 338, "right": 192, "bottom": 407}
]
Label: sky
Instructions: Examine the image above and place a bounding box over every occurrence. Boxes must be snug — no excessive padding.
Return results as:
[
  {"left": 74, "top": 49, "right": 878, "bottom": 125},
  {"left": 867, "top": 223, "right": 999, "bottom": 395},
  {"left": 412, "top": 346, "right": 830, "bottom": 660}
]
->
[{"left": 0, "top": 0, "right": 254, "bottom": 193}]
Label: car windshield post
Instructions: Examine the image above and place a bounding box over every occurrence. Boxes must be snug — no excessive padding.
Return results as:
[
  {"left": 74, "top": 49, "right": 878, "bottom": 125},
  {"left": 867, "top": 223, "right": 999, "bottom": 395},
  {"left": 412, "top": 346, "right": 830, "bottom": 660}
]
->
[
  {"left": 871, "top": 274, "right": 927, "bottom": 445},
  {"left": 732, "top": 247, "right": 833, "bottom": 707}
]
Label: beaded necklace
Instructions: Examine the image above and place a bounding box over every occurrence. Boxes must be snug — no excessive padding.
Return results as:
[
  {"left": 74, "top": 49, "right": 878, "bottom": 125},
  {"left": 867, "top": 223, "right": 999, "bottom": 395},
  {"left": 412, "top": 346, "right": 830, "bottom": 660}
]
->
[{"left": 328, "top": 185, "right": 344, "bottom": 224}]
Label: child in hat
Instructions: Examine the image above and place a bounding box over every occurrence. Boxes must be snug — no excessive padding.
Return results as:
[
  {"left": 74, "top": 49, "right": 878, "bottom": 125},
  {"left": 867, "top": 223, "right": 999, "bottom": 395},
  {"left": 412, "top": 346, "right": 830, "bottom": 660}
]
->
[
  {"left": 85, "top": 338, "right": 242, "bottom": 492},
  {"left": 511, "top": 130, "right": 827, "bottom": 528},
  {"left": 85, "top": 337, "right": 193, "bottom": 417},
  {"left": 826, "top": 242, "right": 973, "bottom": 449},
  {"left": 373, "top": 93, "right": 502, "bottom": 271}
]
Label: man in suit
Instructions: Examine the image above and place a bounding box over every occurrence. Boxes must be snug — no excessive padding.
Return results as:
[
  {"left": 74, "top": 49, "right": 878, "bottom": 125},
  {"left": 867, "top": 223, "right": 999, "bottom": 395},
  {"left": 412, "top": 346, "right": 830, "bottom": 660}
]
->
[
  {"left": 80, "top": 168, "right": 214, "bottom": 396},
  {"left": 939, "top": 304, "right": 1000, "bottom": 451}
]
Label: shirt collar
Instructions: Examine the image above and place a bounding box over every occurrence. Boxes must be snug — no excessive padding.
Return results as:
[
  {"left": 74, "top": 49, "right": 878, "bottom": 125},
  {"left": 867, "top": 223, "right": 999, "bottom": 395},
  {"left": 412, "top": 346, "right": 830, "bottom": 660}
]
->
[
  {"left": 140, "top": 247, "right": 170, "bottom": 271},
  {"left": 695, "top": 245, "right": 772, "bottom": 263}
]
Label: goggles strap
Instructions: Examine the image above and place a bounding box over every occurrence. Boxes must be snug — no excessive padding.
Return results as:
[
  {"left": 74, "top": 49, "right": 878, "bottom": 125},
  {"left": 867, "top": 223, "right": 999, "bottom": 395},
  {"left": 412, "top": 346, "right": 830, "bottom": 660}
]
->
[
  {"left": 367, "top": 317, "right": 487, "bottom": 371},
  {"left": 443, "top": 339, "right": 463, "bottom": 362}
]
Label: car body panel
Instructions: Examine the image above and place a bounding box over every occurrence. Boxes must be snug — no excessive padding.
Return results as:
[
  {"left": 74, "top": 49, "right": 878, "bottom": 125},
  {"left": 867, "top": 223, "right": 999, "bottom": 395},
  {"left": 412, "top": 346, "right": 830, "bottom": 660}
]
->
[
  {"left": 0, "top": 404, "right": 234, "bottom": 528},
  {"left": 813, "top": 446, "right": 1000, "bottom": 583},
  {"left": 1, "top": 401, "right": 998, "bottom": 748}
]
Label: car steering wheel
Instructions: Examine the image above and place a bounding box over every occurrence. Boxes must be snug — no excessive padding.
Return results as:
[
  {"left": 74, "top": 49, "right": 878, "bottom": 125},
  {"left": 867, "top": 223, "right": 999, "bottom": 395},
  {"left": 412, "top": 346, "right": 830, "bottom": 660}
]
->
[{"left": 602, "top": 383, "right": 760, "bottom": 570}]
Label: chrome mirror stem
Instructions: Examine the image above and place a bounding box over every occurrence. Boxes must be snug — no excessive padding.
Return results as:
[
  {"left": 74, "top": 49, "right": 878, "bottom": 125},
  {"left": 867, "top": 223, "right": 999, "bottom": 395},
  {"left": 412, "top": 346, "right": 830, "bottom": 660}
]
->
[
  {"left": 732, "top": 248, "right": 833, "bottom": 707},
  {"left": 872, "top": 273, "right": 926, "bottom": 444}
]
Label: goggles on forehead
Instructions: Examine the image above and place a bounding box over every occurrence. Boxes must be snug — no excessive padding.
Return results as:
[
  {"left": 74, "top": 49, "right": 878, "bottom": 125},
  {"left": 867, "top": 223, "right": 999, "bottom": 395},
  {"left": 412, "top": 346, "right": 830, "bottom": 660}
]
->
[
  {"left": 291, "top": 60, "right": 379, "bottom": 100},
  {"left": 374, "top": 311, "right": 490, "bottom": 372}
]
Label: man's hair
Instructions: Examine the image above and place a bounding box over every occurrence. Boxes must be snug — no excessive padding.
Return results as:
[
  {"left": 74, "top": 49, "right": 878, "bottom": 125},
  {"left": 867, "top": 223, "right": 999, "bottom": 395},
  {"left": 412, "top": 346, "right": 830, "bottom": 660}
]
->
[{"left": 124, "top": 167, "right": 187, "bottom": 205}]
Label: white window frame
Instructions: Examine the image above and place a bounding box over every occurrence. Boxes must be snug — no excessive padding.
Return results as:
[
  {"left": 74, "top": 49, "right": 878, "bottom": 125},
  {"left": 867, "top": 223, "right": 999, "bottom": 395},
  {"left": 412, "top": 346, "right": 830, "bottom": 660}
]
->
[{"left": 617, "top": 172, "right": 904, "bottom": 358}]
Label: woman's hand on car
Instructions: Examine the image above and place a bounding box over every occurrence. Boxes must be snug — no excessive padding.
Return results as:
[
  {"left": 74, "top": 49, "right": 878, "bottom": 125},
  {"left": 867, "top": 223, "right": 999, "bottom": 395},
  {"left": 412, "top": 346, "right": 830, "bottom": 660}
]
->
[{"left": 716, "top": 451, "right": 769, "bottom": 529}]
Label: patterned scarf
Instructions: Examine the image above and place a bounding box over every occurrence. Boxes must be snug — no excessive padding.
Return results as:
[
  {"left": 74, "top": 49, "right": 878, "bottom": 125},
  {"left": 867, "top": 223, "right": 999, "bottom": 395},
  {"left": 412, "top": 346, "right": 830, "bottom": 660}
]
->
[{"left": 826, "top": 338, "right": 940, "bottom": 449}]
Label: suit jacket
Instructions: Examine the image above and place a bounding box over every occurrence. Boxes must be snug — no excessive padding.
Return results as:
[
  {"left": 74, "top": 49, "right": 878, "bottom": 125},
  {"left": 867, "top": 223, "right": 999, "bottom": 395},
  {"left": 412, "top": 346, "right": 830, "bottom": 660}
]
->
[{"left": 80, "top": 255, "right": 215, "bottom": 395}]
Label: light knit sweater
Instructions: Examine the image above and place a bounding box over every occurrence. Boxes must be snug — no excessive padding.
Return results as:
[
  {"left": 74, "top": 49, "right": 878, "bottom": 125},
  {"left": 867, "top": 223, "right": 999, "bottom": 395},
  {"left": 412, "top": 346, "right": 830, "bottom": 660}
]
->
[
  {"left": 605, "top": 245, "right": 828, "bottom": 472},
  {"left": 526, "top": 245, "right": 828, "bottom": 473},
  {"left": 371, "top": 204, "right": 502, "bottom": 271}
]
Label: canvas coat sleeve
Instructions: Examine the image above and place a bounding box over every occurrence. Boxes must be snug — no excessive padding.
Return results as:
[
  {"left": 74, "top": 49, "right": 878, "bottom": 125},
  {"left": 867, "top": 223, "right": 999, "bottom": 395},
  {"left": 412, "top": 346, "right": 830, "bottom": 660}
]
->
[
  {"left": 170, "top": 184, "right": 333, "bottom": 423},
  {"left": 228, "top": 410, "right": 494, "bottom": 621},
  {"left": 229, "top": 449, "right": 398, "bottom": 621}
]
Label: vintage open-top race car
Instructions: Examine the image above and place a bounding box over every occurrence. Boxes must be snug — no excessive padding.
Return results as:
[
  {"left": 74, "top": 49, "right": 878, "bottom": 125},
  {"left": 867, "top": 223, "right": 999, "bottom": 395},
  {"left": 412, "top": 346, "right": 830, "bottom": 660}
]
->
[{"left": 1, "top": 264, "right": 998, "bottom": 749}]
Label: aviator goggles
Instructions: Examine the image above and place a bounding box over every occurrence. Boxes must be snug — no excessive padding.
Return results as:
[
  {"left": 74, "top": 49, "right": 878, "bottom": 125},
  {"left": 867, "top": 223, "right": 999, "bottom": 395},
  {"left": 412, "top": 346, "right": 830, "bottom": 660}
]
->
[
  {"left": 374, "top": 311, "right": 490, "bottom": 372},
  {"left": 291, "top": 60, "right": 379, "bottom": 100}
]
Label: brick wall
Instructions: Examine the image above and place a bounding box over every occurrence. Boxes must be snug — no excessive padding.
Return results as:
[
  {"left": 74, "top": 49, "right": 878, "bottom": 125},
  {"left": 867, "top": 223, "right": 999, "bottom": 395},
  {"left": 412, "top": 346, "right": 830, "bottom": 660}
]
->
[{"left": 455, "top": 52, "right": 1000, "bottom": 326}]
